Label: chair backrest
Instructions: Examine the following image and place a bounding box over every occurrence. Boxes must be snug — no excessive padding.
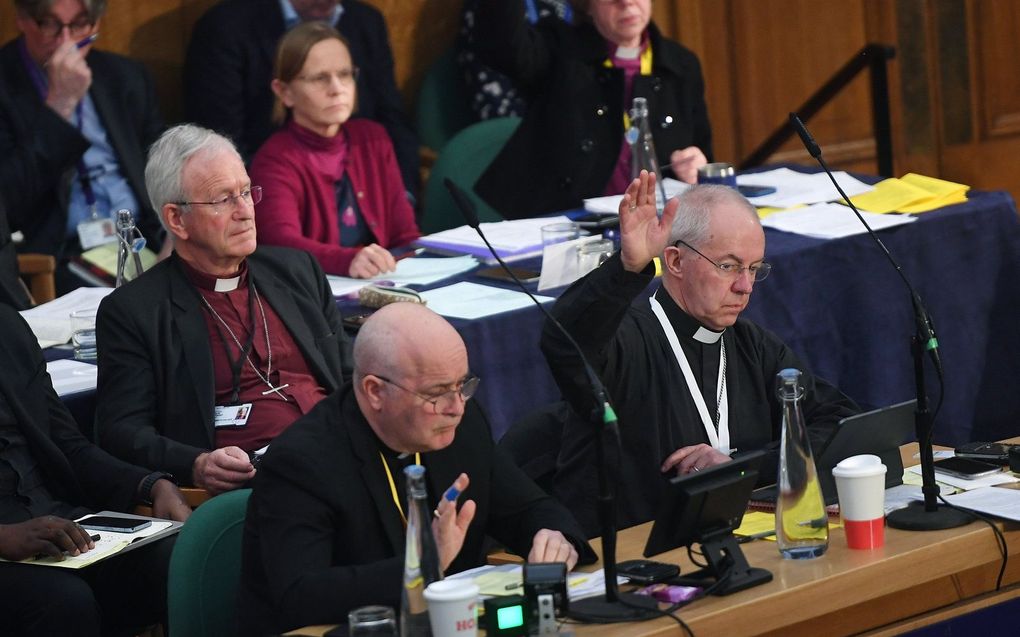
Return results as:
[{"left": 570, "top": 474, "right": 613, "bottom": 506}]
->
[
  {"left": 416, "top": 47, "right": 476, "bottom": 154},
  {"left": 421, "top": 116, "right": 521, "bottom": 234},
  {"left": 167, "top": 488, "right": 251, "bottom": 637},
  {"left": 17, "top": 253, "right": 55, "bottom": 304}
]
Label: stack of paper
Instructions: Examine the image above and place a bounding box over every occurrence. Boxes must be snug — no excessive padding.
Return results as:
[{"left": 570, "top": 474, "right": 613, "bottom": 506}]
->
[
  {"left": 19, "top": 287, "right": 113, "bottom": 348},
  {"left": 415, "top": 216, "right": 575, "bottom": 264},
  {"left": 736, "top": 167, "right": 874, "bottom": 208},
  {"left": 848, "top": 173, "right": 969, "bottom": 213},
  {"left": 419, "top": 282, "right": 553, "bottom": 319},
  {"left": 760, "top": 202, "right": 916, "bottom": 239},
  {"left": 326, "top": 255, "right": 478, "bottom": 297},
  {"left": 583, "top": 177, "right": 691, "bottom": 213},
  {"left": 47, "top": 359, "right": 98, "bottom": 396}
]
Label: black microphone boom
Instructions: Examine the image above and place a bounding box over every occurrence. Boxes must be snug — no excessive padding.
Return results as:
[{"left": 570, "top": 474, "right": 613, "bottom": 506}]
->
[
  {"left": 442, "top": 179, "right": 659, "bottom": 622},
  {"left": 788, "top": 112, "right": 966, "bottom": 531}
]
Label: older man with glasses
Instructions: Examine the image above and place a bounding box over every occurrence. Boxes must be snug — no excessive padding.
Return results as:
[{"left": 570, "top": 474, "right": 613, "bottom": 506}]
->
[
  {"left": 238, "top": 302, "right": 594, "bottom": 635},
  {"left": 94, "top": 124, "right": 352, "bottom": 496},
  {"left": 542, "top": 172, "right": 858, "bottom": 531},
  {"left": 0, "top": 0, "right": 168, "bottom": 294}
]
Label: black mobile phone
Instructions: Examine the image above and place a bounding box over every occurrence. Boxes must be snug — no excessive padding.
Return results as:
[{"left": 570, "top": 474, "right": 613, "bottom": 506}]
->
[
  {"left": 572, "top": 212, "right": 620, "bottom": 230},
  {"left": 737, "top": 184, "right": 777, "bottom": 198},
  {"left": 932, "top": 457, "right": 1003, "bottom": 480},
  {"left": 80, "top": 515, "right": 152, "bottom": 533},
  {"left": 616, "top": 559, "right": 680, "bottom": 584},
  {"left": 476, "top": 266, "right": 541, "bottom": 284},
  {"left": 954, "top": 442, "right": 1015, "bottom": 465}
]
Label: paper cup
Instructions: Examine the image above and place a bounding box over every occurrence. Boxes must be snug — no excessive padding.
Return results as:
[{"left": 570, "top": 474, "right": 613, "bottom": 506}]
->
[
  {"left": 424, "top": 579, "right": 479, "bottom": 637},
  {"left": 832, "top": 454, "right": 887, "bottom": 549}
]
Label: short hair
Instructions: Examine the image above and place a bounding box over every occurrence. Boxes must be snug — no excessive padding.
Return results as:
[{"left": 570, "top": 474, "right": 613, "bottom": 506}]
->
[
  {"left": 668, "top": 185, "right": 760, "bottom": 246},
  {"left": 15, "top": 0, "right": 106, "bottom": 22},
  {"left": 271, "top": 21, "right": 351, "bottom": 125},
  {"left": 144, "top": 124, "right": 239, "bottom": 230}
]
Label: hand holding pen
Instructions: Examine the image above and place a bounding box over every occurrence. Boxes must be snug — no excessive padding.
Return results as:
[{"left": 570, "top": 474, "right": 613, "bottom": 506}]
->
[
  {"left": 431, "top": 473, "right": 476, "bottom": 573},
  {"left": 43, "top": 32, "right": 98, "bottom": 120}
]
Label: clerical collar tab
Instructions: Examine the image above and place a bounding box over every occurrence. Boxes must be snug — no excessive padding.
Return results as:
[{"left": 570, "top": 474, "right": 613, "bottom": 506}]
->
[
  {"left": 614, "top": 45, "right": 641, "bottom": 60},
  {"left": 214, "top": 276, "right": 241, "bottom": 292},
  {"left": 693, "top": 326, "right": 724, "bottom": 344}
]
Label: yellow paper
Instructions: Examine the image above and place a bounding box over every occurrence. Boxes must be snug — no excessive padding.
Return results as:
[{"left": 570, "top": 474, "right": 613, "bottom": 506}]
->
[
  {"left": 848, "top": 178, "right": 934, "bottom": 213},
  {"left": 901, "top": 173, "right": 969, "bottom": 198},
  {"left": 81, "top": 242, "right": 158, "bottom": 278}
]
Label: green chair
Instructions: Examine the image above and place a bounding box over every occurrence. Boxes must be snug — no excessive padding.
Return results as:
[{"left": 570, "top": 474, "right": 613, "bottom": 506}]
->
[
  {"left": 167, "top": 488, "right": 251, "bottom": 637},
  {"left": 416, "top": 48, "right": 476, "bottom": 154},
  {"left": 421, "top": 116, "right": 521, "bottom": 234}
]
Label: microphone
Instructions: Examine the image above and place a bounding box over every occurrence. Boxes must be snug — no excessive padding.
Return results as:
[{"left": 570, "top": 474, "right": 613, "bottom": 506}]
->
[
  {"left": 789, "top": 113, "right": 821, "bottom": 159},
  {"left": 443, "top": 180, "right": 659, "bottom": 622},
  {"left": 115, "top": 209, "right": 146, "bottom": 287}
]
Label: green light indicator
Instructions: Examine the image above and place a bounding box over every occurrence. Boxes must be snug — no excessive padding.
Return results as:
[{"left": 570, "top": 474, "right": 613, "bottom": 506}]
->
[{"left": 496, "top": 604, "right": 525, "bottom": 629}]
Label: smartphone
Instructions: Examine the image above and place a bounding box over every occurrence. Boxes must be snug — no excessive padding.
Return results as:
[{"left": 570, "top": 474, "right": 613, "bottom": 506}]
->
[
  {"left": 737, "top": 184, "right": 777, "bottom": 198},
  {"left": 476, "top": 266, "right": 541, "bottom": 284},
  {"left": 616, "top": 559, "right": 680, "bottom": 584},
  {"left": 80, "top": 515, "right": 152, "bottom": 533},
  {"left": 933, "top": 457, "right": 1003, "bottom": 480},
  {"left": 572, "top": 212, "right": 620, "bottom": 230},
  {"left": 955, "top": 442, "right": 1015, "bottom": 465}
]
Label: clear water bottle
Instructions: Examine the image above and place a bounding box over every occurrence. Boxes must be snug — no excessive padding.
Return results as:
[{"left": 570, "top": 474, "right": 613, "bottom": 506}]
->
[
  {"left": 775, "top": 368, "right": 829, "bottom": 559},
  {"left": 625, "top": 96, "right": 666, "bottom": 215},
  {"left": 400, "top": 465, "right": 443, "bottom": 636}
]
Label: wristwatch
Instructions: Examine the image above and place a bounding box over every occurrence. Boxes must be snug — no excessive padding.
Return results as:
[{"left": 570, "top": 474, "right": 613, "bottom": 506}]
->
[{"left": 138, "top": 472, "right": 175, "bottom": 505}]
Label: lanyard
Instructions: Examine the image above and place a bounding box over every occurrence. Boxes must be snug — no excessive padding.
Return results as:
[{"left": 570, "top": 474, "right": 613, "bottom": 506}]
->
[
  {"left": 649, "top": 296, "right": 730, "bottom": 454},
  {"left": 18, "top": 39, "right": 98, "bottom": 214},
  {"left": 380, "top": 452, "right": 422, "bottom": 527},
  {"left": 201, "top": 276, "right": 259, "bottom": 404},
  {"left": 604, "top": 45, "right": 653, "bottom": 130}
]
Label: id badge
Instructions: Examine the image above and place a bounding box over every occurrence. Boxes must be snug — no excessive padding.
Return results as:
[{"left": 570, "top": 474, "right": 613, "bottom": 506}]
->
[
  {"left": 214, "top": 403, "right": 253, "bottom": 428},
  {"left": 77, "top": 217, "right": 117, "bottom": 250}
]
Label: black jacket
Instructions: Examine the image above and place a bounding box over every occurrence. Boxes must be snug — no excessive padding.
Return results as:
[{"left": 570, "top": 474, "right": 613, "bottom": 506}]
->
[
  {"left": 184, "top": 0, "right": 419, "bottom": 198},
  {"left": 95, "top": 246, "right": 352, "bottom": 481},
  {"left": 474, "top": 1, "right": 712, "bottom": 216}
]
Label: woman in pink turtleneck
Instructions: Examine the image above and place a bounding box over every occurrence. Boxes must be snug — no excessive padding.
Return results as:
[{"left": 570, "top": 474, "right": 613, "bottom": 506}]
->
[{"left": 251, "top": 22, "right": 419, "bottom": 278}]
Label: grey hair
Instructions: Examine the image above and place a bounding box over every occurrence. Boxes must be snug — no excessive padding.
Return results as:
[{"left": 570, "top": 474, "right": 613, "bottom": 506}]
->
[
  {"left": 15, "top": 0, "right": 106, "bottom": 21},
  {"left": 144, "top": 124, "right": 240, "bottom": 231},
  {"left": 668, "top": 184, "right": 760, "bottom": 246}
]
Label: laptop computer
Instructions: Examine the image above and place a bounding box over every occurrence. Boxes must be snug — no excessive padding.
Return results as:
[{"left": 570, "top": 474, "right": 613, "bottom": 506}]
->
[{"left": 752, "top": 399, "right": 917, "bottom": 505}]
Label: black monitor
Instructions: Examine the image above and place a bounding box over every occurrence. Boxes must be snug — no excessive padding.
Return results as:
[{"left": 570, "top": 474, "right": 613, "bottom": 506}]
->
[{"left": 643, "top": 450, "right": 772, "bottom": 596}]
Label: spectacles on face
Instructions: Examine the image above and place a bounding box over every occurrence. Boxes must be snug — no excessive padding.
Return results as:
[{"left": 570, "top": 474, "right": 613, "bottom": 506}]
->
[
  {"left": 175, "top": 186, "right": 262, "bottom": 215},
  {"left": 373, "top": 373, "right": 480, "bottom": 415},
  {"left": 674, "top": 239, "right": 771, "bottom": 282},
  {"left": 34, "top": 15, "right": 94, "bottom": 40},
  {"left": 296, "top": 67, "right": 360, "bottom": 90}
]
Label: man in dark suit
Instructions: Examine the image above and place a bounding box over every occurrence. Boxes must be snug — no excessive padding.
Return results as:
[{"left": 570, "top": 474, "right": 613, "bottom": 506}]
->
[
  {"left": 96, "top": 124, "right": 352, "bottom": 496},
  {"left": 238, "top": 303, "right": 594, "bottom": 634},
  {"left": 0, "top": 303, "right": 191, "bottom": 636},
  {"left": 0, "top": 196, "right": 32, "bottom": 309},
  {"left": 0, "top": 0, "right": 166, "bottom": 294},
  {"left": 184, "top": 0, "right": 420, "bottom": 201}
]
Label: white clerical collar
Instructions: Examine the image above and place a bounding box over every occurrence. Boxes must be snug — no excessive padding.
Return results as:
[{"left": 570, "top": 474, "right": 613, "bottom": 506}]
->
[
  {"left": 214, "top": 276, "right": 241, "bottom": 292},
  {"left": 693, "top": 326, "right": 724, "bottom": 344},
  {"left": 614, "top": 45, "right": 641, "bottom": 60}
]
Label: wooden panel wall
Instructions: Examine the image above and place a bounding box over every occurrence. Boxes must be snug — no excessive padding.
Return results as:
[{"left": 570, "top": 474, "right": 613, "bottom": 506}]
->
[{"left": 3, "top": 0, "right": 1020, "bottom": 201}]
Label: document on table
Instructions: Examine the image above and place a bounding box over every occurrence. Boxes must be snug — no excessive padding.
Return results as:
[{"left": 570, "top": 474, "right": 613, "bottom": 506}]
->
[
  {"left": 3, "top": 516, "right": 175, "bottom": 570},
  {"left": 446, "top": 563, "right": 625, "bottom": 601},
  {"left": 419, "top": 282, "right": 553, "bottom": 319},
  {"left": 760, "top": 202, "right": 917, "bottom": 239},
  {"left": 47, "top": 359, "right": 98, "bottom": 396},
  {"left": 908, "top": 464, "right": 1019, "bottom": 490},
  {"left": 943, "top": 487, "right": 1020, "bottom": 522},
  {"left": 583, "top": 178, "right": 691, "bottom": 213},
  {"left": 326, "top": 255, "right": 479, "bottom": 296},
  {"left": 19, "top": 287, "right": 113, "bottom": 348},
  {"left": 736, "top": 167, "right": 874, "bottom": 208},
  {"left": 415, "top": 216, "right": 575, "bottom": 264}
]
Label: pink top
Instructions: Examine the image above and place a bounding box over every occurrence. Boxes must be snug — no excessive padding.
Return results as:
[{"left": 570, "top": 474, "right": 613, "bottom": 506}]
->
[
  {"left": 251, "top": 119, "right": 420, "bottom": 275},
  {"left": 604, "top": 34, "right": 650, "bottom": 196}
]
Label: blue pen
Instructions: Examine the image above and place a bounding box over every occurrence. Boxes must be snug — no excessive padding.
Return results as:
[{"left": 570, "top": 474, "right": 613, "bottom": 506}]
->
[
  {"left": 76, "top": 32, "right": 98, "bottom": 49},
  {"left": 443, "top": 485, "right": 461, "bottom": 502}
]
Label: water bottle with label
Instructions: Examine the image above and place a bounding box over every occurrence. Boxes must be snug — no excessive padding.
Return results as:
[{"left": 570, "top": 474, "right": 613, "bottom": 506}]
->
[
  {"left": 775, "top": 368, "right": 829, "bottom": 559},
  {"left": 626, "top": 96, "right": 667, "bottom": 216},
  {"left": 400, "top": 465, "right": 443, "bottom": 636}
]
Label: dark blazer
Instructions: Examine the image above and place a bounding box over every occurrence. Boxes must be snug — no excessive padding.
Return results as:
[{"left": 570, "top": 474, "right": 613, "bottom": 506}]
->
[
  {"left": 0, "top": 38, "right": 164, "bottom": 257},
  {"left": 184, "top": 0, "right": 419, "bottom": 198},
  {"left": 237, "top": 384, "right": 594, "bottom": 635},
  {"left": 0, "top": 305, "right": 147, "bottom": 519},
  {"left": 0, "top": 197, "right": 30, "bottom": 310},
  {"left": 474, "top": 1, "right": 712, "bottom": 217},
  {"left": 95, "top": 246, "right": 353, "bottom": 482}
]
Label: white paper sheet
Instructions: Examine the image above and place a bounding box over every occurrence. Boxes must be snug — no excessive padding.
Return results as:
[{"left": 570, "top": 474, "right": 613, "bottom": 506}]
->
[
  {"left": 583, "top": 178, "right": 691, "bottom": 214},
  {"left": 537, "top": 236, "right": 602, "bottom": 291},
  {"left": 943, "top": 487, "right": 1020, "bottom": 522},
  {"left": 761, "top": 202, "right": 916, "bottom": 239},
  {"left": 737, "top": 168, "right": 874, "bottom": 208},
  {"left": 326, "top": 256, "right": 479, "bottom": 297},
  {"left": 47, "top": 359, "right": 98, "bottom": 396},
  {"left": 419, "top": 282, "right": 552, "bottom": 319},
  {"left": 20, "top": 287, "right": 113, "bottom": 347}
]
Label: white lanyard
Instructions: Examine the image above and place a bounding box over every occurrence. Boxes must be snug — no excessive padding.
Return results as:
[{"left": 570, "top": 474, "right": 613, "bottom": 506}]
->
[{"left": 649, "top": 296, "right": 730, "bottom": 454}]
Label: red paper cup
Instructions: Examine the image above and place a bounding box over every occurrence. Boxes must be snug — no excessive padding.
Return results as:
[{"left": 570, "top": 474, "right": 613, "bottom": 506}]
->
[{"left": 832, "top": 454, "right": 887, "bottom": 549}]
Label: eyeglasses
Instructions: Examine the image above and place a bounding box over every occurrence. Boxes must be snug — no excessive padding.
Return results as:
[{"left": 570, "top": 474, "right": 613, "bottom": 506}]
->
[
  {"left": 175, "top": 186, "right": 262, "bottom": 215},
  {"left": 34, "top": 15, "right": 94, "bottom": 39},
  {"left": 674, "top": 239, "right": 771, "bottom": 282},
  {"left": 296, "top": 67, "right": 360, "bottom": 90},
  {"left": 373, "top": 373, "right": 480, "bottom": 415}
]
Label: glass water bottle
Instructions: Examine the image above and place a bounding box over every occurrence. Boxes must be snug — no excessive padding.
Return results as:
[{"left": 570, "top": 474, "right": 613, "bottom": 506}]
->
[
  {"left": 625, "top": 96, "right": 667, "bottom": 215},
  {"left": 400, "top": 464, "right": 443, "bottom": 636}
]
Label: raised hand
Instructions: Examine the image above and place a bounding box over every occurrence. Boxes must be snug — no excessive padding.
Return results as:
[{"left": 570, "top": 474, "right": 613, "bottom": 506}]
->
[
  {"left": 618, "top": 170, "right": 680, "bottom": 273},
  {"left": 431, "top": 473, "right": 476, "bottom": 573},
  {"left": 45, "top": 39, "right": 92, "bottom": 120}
]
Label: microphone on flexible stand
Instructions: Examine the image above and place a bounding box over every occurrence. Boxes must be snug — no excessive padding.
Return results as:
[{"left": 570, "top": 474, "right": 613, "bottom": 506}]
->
[
  {"left": 788, "top": 113, "right": 965, "bottom": 530},
  {"left": 443, "top": 179, "right": 659, "bottom": 622},
  {"left": 115, "top": 209, "right": 146, "bottom": 288}
]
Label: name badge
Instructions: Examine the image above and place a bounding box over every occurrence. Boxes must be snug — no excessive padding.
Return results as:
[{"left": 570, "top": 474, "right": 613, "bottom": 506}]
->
[
  {"left": 77, "top": 217, "right": 117, "bottom": 250},
  {"left": 214, "top": 403, "right": 253, "bottom": 428}
]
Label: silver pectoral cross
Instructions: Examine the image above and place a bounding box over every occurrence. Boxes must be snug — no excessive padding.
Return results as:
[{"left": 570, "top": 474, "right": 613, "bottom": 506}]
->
[{"left": 261, "top": 383, "right": 291, "bottom": 398}]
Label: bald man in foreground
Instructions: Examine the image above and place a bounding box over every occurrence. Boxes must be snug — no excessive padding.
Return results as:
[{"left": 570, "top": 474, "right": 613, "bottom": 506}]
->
[{"left": 237, "top": 303, "right": 594, "bottom": 634}]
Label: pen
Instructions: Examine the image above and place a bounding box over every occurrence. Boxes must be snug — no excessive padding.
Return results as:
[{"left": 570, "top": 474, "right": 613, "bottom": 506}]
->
[
  {"left": 76, "top": 32, "right": 99, "bottom": 49},
  {"left": 90, "top": 533, "right": 101, "bottom": 542},
  {"left": 443, "top": 485, "right": 461, "bottom": 502},
  {"left": 394, "top": 247, "right": 425, "bottom": 262},
  {"left": 504, "top": 582, "right": 523, "bottom": 591},
  {"left": 736, "top": 530, "right": 775, "bottom": 544}
]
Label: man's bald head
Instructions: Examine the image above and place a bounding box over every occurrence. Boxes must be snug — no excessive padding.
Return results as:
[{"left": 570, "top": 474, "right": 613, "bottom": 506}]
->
[{"left": 354, "top": 303, "right": 465, "bottom": 383}]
